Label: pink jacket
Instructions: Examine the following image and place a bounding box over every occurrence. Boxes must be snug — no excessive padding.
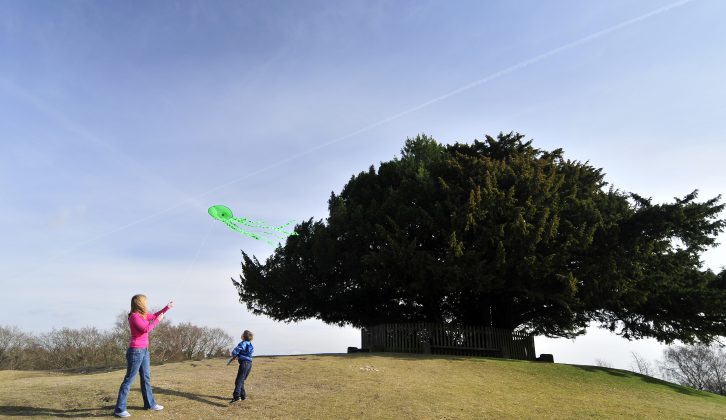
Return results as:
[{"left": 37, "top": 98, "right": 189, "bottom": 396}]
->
[{"left": 128, "top": 305, "right": 170, "bottom": 348}]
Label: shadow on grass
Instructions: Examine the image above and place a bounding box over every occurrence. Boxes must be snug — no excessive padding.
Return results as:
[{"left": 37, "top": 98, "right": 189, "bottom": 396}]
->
[
  {"left": 261, "top": 352, "right": 535, "bottom": 366},
  {"left": 634, "top": 372, "right": 719, "bottom": 398},
  {"left": 0, "top": 404, "right": 134, "bottom": 417},
  {"left": 61, "top": 365, "right": 126, "bottom": 375},
  {"left": 569, "top": 364, "right": 630, "bottom": 378},
  {"left": 344, "top": 352, "right": 527, "bottom": 363},
  {"left": 568, "top": 365, "right": 713, "bottom": 397},
  {"left": 340, "top": 353, "right": 720, "bottom": 399},
  {"left": 154, "top": 387, "right": 228, "bottom": 407},
  {"left": 261, "top": 352, "right": 537, "bottom": 363}
]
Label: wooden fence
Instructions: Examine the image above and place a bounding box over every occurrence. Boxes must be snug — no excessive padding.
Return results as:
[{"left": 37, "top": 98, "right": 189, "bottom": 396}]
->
[{"left": 361, "top": 323, "right": 535, "bottom": 360}]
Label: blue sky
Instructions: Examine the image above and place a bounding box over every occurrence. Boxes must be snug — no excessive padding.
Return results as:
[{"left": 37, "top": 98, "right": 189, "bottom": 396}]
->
[{"left": 1, "top": 0, "right": 725, "bottom": 369}]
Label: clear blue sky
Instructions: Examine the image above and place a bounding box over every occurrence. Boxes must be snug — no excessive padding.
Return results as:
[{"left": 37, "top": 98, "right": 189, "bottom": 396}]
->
[{"left": 1, "top": 0, "right": 724, "bottom": 369}]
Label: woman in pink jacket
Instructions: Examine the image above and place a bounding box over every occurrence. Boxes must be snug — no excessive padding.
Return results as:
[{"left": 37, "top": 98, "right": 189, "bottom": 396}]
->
[{"left": 114, "top": 294, "right": 173, "bottom": 418}]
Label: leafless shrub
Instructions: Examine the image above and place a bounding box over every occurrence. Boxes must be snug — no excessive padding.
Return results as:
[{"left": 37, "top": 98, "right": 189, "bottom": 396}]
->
[
  {"left": 1, "top": 313, "right": 233, "bottom": 370},
  {"left": 38, "top": 327, "right": 110, "bottom": 370}
]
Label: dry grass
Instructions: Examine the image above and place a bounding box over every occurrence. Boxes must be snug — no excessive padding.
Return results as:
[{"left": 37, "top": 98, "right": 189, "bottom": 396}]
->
[{"left": 0, "top": 353, "right": 724, "bottom": 419}]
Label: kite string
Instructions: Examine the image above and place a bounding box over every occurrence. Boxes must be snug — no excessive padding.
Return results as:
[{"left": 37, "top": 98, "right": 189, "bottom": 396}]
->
[{"left": 182, "top": 217, "right": 215, "bottom": 283}]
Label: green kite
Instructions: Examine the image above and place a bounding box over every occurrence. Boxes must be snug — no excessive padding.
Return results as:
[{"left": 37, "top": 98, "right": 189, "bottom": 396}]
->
[{"left": 208, "top": 205, "right": 297, "bottom": 246}]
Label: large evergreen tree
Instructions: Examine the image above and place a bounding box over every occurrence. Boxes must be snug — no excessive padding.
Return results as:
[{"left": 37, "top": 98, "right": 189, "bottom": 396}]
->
[{"left": 233, "top": 133, "right": 726, "bottom": 343}]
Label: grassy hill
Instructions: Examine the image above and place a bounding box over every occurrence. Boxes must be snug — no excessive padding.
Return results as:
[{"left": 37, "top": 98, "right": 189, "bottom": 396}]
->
[{"left": 0, "top": 353, "right": 724, "bottom": 419}]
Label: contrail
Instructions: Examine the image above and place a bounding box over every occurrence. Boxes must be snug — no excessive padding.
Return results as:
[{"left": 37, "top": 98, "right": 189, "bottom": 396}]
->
[
  {"left": 6, "top": 0, "right": 697, "bottom": 269},
  {"left": 0, "top": 78, "right": 210, "bottom": 217}
]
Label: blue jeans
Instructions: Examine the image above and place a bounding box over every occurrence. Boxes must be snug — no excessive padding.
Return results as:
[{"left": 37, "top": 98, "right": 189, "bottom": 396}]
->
[
  {"left": 233, "top": 360, "right": 252, "bottom": 399},
  {"left": 114, "top": 348, "right": 157, "bottom": 413}
]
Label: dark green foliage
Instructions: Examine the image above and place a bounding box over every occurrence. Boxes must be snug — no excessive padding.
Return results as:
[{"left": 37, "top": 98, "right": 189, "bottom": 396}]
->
[{"left": 233, "top": 133, "right": 726, "bottom": 343}]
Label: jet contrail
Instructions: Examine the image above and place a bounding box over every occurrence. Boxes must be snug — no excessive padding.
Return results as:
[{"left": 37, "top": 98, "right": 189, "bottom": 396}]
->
[
  {"left": 0, "top": 78, "right": 210, "bottom": 218},
  {"left": 5, "top": 0, "right": 697, "bottom": 275}
]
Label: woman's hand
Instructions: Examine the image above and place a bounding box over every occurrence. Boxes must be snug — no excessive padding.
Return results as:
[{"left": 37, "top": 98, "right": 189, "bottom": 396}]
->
[{"left": 167, "top": 300, "right": 175, "bottom": 309}]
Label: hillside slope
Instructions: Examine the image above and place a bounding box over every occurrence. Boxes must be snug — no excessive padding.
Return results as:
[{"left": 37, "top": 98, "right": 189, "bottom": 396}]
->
[{"left": 0, "top": 354, "right": 724, "bottom": 419}]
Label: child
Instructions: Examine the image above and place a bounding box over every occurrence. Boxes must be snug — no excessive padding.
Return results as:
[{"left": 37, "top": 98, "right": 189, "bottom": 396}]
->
[{"left": 229, "top": 330, "right": 254, "bottom": 403}]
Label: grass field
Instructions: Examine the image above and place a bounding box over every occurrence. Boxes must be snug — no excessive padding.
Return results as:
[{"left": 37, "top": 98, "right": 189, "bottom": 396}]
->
[{"left": 0, "top": 353, "right": 724, "bottom": 419}]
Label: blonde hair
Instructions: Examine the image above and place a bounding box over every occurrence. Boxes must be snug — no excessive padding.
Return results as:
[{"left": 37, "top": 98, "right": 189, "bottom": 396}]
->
[
  {"left": 129, "top": 294, "right": 147, "bottom": 317},
  {"left": 243, "top": 330, "right": 254, "bottom": 341}
]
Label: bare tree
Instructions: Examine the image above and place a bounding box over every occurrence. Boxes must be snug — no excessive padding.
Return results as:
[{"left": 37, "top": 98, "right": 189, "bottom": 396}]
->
[
  {"left": 149, "top": 321, "right": 181, "bottom": 363},
  {"left": 595, "top": 359, "right": 613, "bottom": 368},
  {"left": 99, "top": 330, "right": 125, "bottom": 367},
  {"left": 200, "top": 327, "right": 233, "bottom": 358},
  {"left": 630, "top": 352, "right": 654, "bottom": 377},
  {"left": 0, "top": 325, "right": 27, "bottom": 370},
  {"left": 177, "top": 322, "right": 205, "bottom": 360},
  {"left": 660, "top": 343, "right": 726, "bottom": 395},
  {"left": 700, "top": 344, "right": 726, "bottom": 396},
  {"left": 110, "top": 311, "right": 131, "bottom": 351},
  {"left": 150, "top": 323, "right": 232, "bottom": 361}
]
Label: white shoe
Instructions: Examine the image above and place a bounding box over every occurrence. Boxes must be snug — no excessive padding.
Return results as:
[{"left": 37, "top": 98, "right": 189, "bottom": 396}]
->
[
  {"left": 114, "top": 411, "right": 131, "bottom": 418},
  {"left": 149, "top": 404, "right": 164, "bottom": 411}
]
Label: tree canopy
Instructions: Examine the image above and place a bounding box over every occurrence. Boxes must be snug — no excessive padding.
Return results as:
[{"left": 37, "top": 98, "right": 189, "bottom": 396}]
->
[{"left": 233, "top": 133, "right": 726, "bottom": 344}]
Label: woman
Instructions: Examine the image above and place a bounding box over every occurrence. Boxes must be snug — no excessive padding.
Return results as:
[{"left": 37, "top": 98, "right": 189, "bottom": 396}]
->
[{"left": 114, "top": 294, "right": 174, "bottom": 418}]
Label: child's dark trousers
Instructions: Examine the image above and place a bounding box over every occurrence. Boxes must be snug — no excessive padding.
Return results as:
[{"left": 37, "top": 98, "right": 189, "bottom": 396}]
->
[{"left": 233, "top": 360, "right": 252, "bottom": 399}]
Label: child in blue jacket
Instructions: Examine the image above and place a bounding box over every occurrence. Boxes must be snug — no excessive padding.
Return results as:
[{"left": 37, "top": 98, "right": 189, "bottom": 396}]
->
[{"left": 229, "top": 330, "right": 254, "bottom": 403}]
